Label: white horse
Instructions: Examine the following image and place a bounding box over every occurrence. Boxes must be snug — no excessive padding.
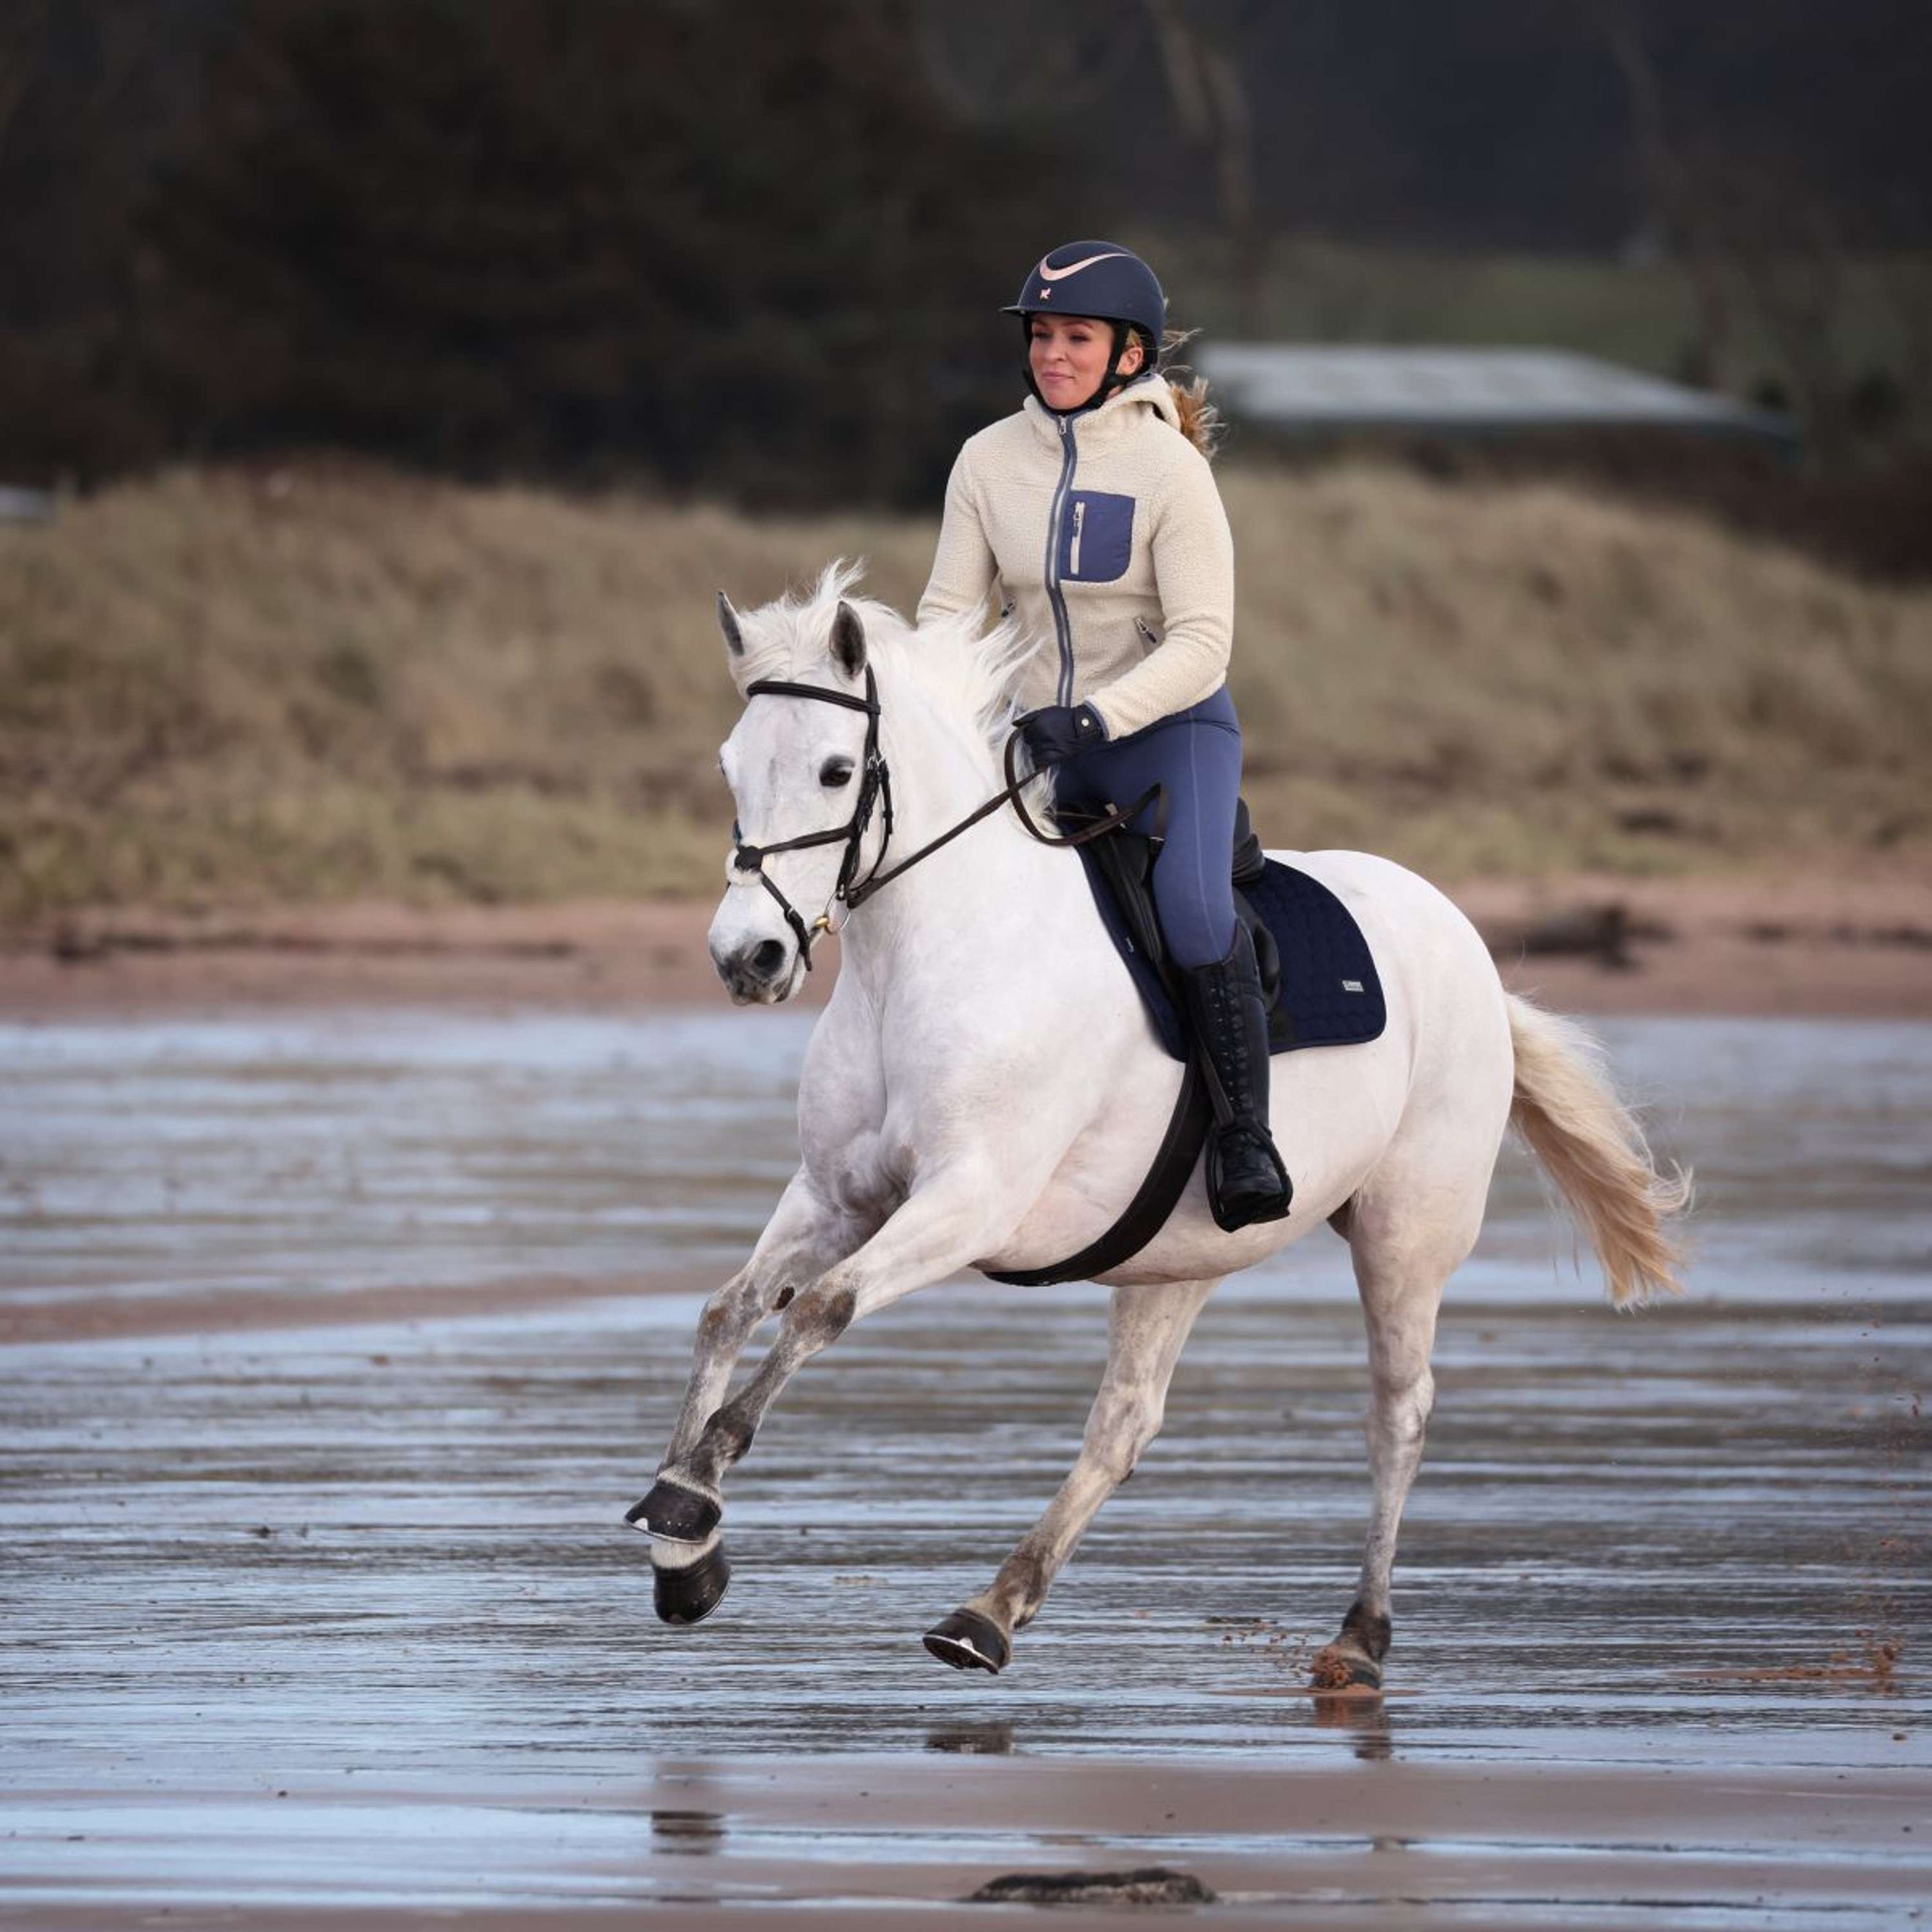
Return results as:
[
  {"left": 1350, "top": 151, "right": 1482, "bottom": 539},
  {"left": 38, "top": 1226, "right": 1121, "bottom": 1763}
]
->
[{"left": 631, "top": 563, "right": 1688, "bottom": 1688}]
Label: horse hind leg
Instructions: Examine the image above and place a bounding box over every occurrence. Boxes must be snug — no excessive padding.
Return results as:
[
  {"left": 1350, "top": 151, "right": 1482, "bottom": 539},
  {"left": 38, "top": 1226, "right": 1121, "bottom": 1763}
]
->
[
  {"left": 1311, "top": 1197, "right": 1474, "bottom": 1693},
  {"left": 925, "top": 1276, "right": 1220, "bottom": 1675}
]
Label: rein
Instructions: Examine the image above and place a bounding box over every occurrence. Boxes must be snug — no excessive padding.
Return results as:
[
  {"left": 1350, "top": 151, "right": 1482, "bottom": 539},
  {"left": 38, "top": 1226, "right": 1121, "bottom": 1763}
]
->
[{"left": 732, "top": 668, "right": 1158, "bottom": 968}]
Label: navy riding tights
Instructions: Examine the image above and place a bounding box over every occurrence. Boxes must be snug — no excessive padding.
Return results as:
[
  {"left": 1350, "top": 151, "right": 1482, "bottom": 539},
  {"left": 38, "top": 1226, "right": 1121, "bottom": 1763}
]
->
[{"left": 1054, "top": 684, "right": 1243, "bottom": 970}]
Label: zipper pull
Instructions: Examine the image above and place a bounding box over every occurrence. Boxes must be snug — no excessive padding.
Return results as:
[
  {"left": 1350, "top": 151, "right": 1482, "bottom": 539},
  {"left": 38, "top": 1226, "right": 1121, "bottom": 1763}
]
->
[{"left": 1070, "top": 500, "right": 1086, "bottom": 576}]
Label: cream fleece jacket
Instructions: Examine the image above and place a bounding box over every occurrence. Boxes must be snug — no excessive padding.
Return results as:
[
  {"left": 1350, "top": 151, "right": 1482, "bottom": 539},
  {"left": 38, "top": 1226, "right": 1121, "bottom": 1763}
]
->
[{"left": 916, "top": 374, "right": 1235, "bottom": 741}]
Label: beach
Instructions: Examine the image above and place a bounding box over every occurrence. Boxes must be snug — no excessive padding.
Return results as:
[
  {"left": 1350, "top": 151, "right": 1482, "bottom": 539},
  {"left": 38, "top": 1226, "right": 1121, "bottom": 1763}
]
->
[{"left": 1, "top": 997, "right": 1924, "bottom": 1925}]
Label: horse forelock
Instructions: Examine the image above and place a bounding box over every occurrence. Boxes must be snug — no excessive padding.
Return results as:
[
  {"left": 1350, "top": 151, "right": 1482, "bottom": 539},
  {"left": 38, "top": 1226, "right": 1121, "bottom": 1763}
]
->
[{"left": 730, "top": 561, "right": 1030, "bottom": 770}]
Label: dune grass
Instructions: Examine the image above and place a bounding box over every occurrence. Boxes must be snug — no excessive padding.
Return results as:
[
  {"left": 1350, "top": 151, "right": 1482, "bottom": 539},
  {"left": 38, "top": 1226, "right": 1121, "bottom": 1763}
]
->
[{"left": 1, "top": 460, "right": 1926, "bottom": 922}]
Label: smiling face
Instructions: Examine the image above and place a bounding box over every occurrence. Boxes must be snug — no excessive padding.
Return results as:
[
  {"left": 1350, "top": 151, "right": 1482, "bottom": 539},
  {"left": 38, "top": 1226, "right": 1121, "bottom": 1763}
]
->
[{"left": 1027, "top": 314, "right": 1145, "bottom": 412}]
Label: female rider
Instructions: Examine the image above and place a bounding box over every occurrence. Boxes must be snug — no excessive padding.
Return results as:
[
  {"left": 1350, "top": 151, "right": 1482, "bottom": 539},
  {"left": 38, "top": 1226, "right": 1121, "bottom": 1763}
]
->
[{"left": 917, "top": 239, "right": 1293, "bottom": 1231}]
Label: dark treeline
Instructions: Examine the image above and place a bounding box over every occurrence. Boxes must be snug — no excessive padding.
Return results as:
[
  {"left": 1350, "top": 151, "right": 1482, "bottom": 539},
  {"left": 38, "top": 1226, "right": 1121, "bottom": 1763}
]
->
[
  {"left": 1068, "top": 0, "right": 1931, "bottom": 252},
  {"left": 0, "top": 0, "right": 1080, "bottom": 501},
  {"left": 1, "top": 0, "right": 1926, "bottom": 502}
]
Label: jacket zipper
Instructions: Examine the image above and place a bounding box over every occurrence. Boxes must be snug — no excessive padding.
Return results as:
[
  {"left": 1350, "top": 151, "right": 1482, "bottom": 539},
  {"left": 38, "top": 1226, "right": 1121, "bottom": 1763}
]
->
[
  {"left": 1070, "top": 499, "right": 1086, "bottom": 577},
  {"left": 1044, "top": 416, "right": 1078, "bottom": 706}
]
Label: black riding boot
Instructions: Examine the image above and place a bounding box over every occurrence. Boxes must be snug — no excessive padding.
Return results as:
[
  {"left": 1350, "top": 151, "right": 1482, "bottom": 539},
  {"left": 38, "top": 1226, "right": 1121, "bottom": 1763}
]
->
[{"left": 1180, "top": 925, "right": 1294, "bottom": 1231}]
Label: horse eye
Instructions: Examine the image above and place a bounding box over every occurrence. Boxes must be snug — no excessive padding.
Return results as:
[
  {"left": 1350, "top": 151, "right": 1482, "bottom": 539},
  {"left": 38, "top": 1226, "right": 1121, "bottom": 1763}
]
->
[{"left": 820, "top": 757, "right": 855, "bottom": 787}]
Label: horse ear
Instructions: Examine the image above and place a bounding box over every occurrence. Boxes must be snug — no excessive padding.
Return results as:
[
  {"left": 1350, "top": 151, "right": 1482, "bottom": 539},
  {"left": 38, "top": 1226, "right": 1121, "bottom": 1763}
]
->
[
  {"left": 830, "top": 600, "right": 866, "bottom": 680},
  {"left": 717, "top": 591, "right": 745, "bottom": 659}
]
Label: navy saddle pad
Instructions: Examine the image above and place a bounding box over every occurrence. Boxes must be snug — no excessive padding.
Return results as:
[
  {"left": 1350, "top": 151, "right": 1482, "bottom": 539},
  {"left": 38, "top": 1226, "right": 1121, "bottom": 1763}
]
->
[{"left": 1074, "top": 835, "right": 1388, "bottom": 1063}]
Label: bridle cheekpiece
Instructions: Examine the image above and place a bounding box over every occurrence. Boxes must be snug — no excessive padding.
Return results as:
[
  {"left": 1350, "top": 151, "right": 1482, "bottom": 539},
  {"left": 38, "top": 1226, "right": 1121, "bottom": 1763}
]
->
[{"left": 730, "top": 666, "right": 894, "bottom": 970}]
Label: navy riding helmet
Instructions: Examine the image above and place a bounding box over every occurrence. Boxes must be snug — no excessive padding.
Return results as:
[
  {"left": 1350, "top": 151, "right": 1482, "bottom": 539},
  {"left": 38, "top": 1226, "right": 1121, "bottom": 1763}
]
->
[{"left": 1004, "top": 241, "right": 1167, "bottom": 413}]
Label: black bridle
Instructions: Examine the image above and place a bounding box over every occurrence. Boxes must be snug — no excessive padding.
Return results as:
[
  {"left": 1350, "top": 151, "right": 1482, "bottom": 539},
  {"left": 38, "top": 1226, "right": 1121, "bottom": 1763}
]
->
[
  {"left": 730, "top": 667, "right": 1159, "bottom": 970},
  {"left": 730, "top": 668, "right": 894, "bottom": 966}
]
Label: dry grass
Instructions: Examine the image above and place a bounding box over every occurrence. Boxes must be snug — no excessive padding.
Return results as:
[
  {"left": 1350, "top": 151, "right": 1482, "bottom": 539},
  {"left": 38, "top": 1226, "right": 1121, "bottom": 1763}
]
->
[
  {"left": 1222, "top": 464, "right": 1932, "bottom": 877},
  {"left": 1, "top": 460, "right": 1927, "bottom": 921}
]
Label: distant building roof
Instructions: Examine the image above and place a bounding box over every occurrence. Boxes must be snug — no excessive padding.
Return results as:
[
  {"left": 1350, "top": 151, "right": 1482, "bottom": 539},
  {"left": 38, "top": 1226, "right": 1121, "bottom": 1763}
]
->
[{"left": 1192, "top": 345, "right": 1797, "bottom": 449}]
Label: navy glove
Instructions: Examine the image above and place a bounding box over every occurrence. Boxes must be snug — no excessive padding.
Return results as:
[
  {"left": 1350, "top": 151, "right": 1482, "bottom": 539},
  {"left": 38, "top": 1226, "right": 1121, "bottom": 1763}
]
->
[{"left": 1016, "top": 702, "right": 1107, "bottom": 768}]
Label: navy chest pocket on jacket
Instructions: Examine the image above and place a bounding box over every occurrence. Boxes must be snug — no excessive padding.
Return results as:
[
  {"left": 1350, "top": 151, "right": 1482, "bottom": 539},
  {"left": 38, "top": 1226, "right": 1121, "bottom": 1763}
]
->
[{"left": 1058, "top": 490, "right": 1135, "bottom": 584}]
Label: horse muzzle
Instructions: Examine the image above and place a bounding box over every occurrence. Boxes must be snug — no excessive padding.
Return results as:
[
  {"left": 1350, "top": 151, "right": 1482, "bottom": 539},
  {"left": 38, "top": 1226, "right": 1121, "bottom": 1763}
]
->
[{"left": 712, "top": 935, "right": 803, "bottom": 1004}]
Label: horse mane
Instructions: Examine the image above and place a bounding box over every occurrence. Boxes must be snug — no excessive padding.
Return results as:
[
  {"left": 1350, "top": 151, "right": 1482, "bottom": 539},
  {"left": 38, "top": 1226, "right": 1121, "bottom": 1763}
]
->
[{"left": 735, "top": 560, "right": 1029, "bottom": 771}]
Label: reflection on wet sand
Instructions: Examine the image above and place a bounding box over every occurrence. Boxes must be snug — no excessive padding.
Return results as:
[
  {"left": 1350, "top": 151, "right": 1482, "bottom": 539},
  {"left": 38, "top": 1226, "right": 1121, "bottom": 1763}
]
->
[
  {"left": 1313, "top": 1690, "right": 1394, "bottom": 1761},
  {"left": 649, "top": 1808, "right": 727, "bottom": 1853}
]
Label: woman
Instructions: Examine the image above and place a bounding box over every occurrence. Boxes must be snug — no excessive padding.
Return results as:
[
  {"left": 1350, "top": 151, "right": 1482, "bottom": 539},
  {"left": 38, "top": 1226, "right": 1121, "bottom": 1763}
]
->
[{"left": 917, "top": 239, "right": 1293, "bottom": 1230}]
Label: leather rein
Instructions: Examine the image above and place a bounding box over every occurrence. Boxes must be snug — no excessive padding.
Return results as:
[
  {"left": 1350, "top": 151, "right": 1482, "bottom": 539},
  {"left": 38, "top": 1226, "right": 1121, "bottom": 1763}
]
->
[{"left": 731, "top": 666, "right": 1158, "bottom": 967}]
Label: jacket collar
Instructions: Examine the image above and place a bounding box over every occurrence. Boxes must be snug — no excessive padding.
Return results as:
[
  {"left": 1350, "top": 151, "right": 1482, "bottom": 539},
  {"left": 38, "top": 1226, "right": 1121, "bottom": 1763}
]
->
[{"left": 1023, "top": 372, "right": 1181, "bottom": 449}]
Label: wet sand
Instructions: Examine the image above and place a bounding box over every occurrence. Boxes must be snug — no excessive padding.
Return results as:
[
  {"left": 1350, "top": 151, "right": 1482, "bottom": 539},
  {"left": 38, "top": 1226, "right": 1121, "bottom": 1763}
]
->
[
  {"left": 2, "top": 1010, "right": 1926, "bottom": 1924},
  {"left": 3, "top": 1759, "right": 1925, "bottom": 1929},
  {"left": 3, "top": 1270, "right": 1925, "bottom": 1925},
  {"left": 0, "top": 1267, "right": 719, "bottom": 1347},
  {"left": 4, "top": 866, "right": 1930, "bottom": 1020}
]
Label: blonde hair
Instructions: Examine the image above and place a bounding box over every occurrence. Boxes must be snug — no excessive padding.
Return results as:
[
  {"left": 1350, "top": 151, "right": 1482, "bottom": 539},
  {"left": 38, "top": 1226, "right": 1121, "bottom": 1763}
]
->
[{"left": 1154, "top": 327, "right": 1222, "bottom": 459}]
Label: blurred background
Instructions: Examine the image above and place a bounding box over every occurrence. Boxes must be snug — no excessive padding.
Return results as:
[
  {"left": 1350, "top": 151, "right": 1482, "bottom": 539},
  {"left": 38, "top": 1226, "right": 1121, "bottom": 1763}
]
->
[{"left": 1, "top": 0, "right": 1928, "bottom": 921}]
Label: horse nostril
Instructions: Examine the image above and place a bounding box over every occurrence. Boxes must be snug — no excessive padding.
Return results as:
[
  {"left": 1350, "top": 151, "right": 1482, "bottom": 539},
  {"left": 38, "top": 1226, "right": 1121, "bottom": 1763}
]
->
[{"left": 751, "top": 940, "right": 788, "bottom": 978}]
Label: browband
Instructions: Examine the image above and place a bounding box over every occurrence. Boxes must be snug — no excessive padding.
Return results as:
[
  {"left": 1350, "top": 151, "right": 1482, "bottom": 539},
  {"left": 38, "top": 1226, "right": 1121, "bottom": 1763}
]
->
[{"left": 744, "top": 677, "right": 878, "bottom": 716}]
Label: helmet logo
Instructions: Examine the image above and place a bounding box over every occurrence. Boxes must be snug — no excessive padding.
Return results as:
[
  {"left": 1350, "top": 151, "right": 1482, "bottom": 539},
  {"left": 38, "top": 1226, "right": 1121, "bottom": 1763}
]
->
[{"left": 1037, "top": 250, "right": 1130, "bottom": 282}]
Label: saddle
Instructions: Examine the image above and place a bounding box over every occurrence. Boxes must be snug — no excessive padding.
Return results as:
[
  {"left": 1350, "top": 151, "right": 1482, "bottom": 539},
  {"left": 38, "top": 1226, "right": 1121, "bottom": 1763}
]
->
[
  {"left": 1070, "top": 798, "right": 1387, "bottom": 1061},
  {"left": 982, "top": 800, "right": 1385, "bottom": 1287}
]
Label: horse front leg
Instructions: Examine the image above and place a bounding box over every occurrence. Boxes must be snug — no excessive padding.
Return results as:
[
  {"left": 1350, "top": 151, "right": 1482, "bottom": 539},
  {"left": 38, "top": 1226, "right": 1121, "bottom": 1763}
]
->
[
  {"left": 924, "top": 1276, "right": 1220, "bottom": 1674},
  {"left": 632, "top": 1170, "right": 871, "bottom": 1624},
  {"left": 631, "top": 1156, "right": 1020, "bottom": 1579}
]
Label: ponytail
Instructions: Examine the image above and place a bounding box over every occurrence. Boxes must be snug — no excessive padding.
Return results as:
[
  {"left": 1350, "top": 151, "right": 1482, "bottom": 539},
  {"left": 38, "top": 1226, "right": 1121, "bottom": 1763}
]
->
[{"left": 1155, "top": 327, "right": 1222, "bottom": 459}]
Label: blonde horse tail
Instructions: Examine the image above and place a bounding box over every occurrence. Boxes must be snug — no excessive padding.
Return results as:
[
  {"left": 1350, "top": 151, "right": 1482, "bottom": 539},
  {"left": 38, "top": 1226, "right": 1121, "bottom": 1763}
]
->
[{"left": 1507, "top": 994, "right": 1692, "bottom": 1308}]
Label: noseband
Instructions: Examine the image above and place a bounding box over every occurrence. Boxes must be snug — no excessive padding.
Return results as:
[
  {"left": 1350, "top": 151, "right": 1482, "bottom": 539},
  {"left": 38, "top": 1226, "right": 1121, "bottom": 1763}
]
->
[
  {"left": 731, "top": 668, "right": 894, "bottom": 968},
  {"left": 730, "top": 665, "right": 1157, "bottom": 970}
]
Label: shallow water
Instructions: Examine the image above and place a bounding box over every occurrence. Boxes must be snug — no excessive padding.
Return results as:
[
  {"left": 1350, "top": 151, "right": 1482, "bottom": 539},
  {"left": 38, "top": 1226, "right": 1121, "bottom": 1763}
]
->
[
  {"left": 1, "top": 1011, "right": 1926, "bottom": 1920},
  {"left": 0, "top": 1009, "right": 807, "bottom": 1310},
  {"left": 4, "top": 1010, "right": 1928, "bottom": 1314}
]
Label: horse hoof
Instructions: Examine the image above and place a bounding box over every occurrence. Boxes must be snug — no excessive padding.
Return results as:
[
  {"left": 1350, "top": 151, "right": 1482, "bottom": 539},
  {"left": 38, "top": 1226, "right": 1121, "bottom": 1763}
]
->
[
  {"left": 923, "top": 1609, "right": 1010, "bottom": 1675},
  {"left": 1309, "top": 1642, "right": 1382, "bottom": 1692},
  {"left": 654, "top": 1540, "right": 731, "bottom": 1625},
  {"left": 1312, "top": 1599, "right": 1390, "bottom": 1690},
  {"left": 626, "top": 1476, "right": 721, "bottom": 1545}
]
